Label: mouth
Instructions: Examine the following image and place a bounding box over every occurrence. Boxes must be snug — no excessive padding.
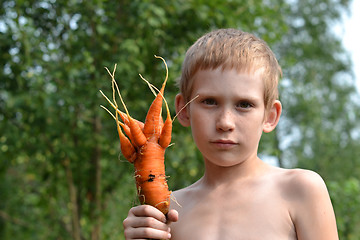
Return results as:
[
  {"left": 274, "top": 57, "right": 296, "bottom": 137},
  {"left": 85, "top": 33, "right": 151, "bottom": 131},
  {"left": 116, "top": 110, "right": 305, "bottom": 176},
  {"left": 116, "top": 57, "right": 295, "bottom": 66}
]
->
[{"left": 210, "top": 139, "right": 238, "bottom": 149}]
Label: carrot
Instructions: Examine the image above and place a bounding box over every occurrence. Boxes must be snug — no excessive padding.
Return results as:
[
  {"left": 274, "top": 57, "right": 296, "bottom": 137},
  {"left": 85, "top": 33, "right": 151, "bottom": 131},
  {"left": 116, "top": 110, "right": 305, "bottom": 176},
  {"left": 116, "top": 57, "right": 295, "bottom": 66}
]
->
[{"left": 100, "top": 56, "right": 172, "bottom": 215}]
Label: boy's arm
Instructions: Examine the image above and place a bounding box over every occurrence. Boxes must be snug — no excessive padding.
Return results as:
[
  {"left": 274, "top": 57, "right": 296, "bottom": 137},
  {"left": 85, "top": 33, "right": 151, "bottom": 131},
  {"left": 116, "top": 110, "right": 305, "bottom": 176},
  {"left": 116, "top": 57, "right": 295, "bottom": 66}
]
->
[
  {"left": 123, "top": 205, "right": 178, "bottom": 240},
  {"left": 290, "top": 170, "right": 338, "bottom": 240}
]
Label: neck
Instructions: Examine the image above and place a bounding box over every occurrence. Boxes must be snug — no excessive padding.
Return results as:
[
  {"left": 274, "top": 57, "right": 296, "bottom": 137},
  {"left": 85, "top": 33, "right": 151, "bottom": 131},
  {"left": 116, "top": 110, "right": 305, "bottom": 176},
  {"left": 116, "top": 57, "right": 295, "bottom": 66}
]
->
[{"left": 200, "top": 154, "right": 270, "bottom": 189}]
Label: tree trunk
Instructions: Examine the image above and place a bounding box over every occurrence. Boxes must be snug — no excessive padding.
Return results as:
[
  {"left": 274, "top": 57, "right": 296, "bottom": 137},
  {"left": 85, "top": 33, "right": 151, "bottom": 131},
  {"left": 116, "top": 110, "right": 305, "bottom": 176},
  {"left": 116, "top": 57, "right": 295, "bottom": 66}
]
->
[
  {"left": 64, "top": 159, "right": 81, "bottom": 240},
  {"left": 91, "top": 116, "right": 102, "bottom": 240}
]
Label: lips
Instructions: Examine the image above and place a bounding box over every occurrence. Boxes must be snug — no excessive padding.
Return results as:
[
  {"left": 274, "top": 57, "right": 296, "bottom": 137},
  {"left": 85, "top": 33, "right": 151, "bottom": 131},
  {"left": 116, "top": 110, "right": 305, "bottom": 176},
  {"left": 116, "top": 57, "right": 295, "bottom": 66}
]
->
[{"left": 210, "top": 139, "right": 238, "bottom": 149}]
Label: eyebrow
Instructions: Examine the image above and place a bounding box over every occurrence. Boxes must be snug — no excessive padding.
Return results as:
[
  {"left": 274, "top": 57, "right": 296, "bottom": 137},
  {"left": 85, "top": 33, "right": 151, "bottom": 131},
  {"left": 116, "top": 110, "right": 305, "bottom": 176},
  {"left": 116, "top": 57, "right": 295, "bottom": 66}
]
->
[{"left": 195, "top": 91, "right": 262, "bottom": 103}]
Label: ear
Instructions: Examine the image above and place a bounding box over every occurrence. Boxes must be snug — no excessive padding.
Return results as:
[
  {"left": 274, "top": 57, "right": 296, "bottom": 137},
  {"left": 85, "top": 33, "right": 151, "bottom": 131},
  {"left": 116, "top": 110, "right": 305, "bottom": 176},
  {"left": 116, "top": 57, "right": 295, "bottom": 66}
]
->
[
  {"left": 175, "top": 93, "right": 191, "bottom": 127},
  {"left": 263, "top": 100, "right": 282, "bottom": 133}
]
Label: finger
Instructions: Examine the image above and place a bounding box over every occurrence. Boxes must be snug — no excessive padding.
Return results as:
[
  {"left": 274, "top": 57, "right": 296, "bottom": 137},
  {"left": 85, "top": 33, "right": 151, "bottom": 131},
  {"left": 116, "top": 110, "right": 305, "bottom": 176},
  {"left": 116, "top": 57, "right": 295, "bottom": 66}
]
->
[
  {"left": 125, "top": 216, "right": 170, "bottom": 231},
  {"left": 166, "top": 209, "right": 179, "bottom": 223},
  {"left": 129, "top": 205, "right": 167, "bottom": 223},
  {"left": 124, "top": 227, "right": 171, "bottom": 240}
]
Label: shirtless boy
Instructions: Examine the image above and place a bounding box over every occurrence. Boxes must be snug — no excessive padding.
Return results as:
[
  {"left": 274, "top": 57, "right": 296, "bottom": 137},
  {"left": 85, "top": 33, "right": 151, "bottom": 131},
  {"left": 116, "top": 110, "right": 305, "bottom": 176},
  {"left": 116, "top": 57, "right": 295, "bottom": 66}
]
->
[{"left": 122, "top": 28, "right": 338, "bottom": 240}]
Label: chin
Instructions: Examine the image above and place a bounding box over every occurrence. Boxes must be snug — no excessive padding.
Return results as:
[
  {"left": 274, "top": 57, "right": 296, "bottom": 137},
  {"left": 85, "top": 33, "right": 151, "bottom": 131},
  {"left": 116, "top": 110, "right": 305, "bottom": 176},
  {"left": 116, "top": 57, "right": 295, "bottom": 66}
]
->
[{"left": 205, "top": 157, "right": 246, "bottom": 168}]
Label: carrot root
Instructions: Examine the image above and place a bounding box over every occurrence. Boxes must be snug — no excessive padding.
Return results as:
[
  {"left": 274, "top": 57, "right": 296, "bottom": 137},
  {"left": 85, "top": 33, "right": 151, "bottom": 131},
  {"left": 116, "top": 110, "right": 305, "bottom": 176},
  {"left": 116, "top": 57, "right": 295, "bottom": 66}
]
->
[{"left": 100, "top": 56, "right": 172, "bottom": 214}]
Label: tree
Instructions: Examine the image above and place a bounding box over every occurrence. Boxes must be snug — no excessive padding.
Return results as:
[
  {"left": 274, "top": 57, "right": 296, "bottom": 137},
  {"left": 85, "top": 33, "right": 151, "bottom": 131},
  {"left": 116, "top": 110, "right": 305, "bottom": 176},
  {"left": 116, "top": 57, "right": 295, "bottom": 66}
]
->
[
  {"left": 0, "top": 0, "right": 359, "bottom": 239},
  {"left": 271, "top": 0, "right": 360, "bottom": 182}
]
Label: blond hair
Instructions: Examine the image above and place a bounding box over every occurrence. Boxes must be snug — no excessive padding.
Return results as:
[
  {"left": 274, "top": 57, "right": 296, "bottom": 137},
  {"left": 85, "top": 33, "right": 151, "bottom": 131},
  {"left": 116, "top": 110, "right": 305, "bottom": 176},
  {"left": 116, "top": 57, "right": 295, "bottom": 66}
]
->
[{"left": 177, "top": 28, "right": 282, "bottom": 111}]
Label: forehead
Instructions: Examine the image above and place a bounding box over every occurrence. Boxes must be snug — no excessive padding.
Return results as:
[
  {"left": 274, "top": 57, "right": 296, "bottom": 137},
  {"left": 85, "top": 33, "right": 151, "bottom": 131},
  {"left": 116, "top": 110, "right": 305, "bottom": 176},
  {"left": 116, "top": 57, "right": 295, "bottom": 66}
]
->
[{"left": 190, "top": 67, "right": 265, "bottom": 100}]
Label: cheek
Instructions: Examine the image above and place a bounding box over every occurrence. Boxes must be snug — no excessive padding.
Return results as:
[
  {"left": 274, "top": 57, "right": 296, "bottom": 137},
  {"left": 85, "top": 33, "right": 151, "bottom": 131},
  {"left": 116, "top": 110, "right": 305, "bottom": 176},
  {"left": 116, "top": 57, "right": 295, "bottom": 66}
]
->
[
  {"left": 189, "top": 110, "right": 210, "bottom": 141},
  {"left": 249, "top": 118, "right": 266, "bottom": 144},
  {"left": 190, "top": 114, "right": 205, "bottom": 135}
]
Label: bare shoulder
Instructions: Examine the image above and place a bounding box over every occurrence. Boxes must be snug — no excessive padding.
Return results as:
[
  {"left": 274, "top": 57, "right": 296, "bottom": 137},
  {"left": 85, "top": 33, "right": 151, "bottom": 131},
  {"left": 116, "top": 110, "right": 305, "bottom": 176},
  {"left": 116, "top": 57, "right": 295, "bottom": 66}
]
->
[
  {"left": 275, "top": 168, "right": 331, "bottom": 212},
  {"left": 281, "top": 168, "right": 327, "bottom": 195},
  {"left": 276, "top": 168, "right": 338, "bottom": 240},
  {"left": 262, "top": 167, "right": 327, "bottom": 196}
]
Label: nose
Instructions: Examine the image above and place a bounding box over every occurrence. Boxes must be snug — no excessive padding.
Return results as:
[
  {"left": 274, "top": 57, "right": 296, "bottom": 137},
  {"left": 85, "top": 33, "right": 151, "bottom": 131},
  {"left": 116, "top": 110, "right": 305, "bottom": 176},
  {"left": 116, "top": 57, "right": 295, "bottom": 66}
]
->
[{"left": 216, "top": 109, "right": 235, "bottom": 132}]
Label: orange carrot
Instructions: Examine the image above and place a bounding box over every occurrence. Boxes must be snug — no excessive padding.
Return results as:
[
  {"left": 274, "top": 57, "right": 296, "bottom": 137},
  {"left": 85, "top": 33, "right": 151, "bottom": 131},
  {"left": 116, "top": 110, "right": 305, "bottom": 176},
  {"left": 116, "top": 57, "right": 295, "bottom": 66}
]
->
[
  {"left": 117, "top": 121, "right": 136, "bottom": 163},
  {"left": 100, "top": 56, "right": 172, "bottom": 215}
]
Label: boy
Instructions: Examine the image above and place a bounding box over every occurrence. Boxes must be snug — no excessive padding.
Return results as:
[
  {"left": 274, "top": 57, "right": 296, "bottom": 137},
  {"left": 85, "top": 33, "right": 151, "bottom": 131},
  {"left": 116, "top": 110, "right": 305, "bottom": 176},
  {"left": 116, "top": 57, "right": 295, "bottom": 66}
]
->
[{"left": 122, "top": 28, "right": 338, "bottom": 240}]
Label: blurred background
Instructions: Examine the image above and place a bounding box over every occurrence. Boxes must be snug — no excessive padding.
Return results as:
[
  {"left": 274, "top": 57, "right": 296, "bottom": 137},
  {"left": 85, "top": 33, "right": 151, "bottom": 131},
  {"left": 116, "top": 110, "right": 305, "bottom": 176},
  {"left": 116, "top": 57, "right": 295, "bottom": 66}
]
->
[{"left": 1, "top": 0, "right": 359, "bottom": 239}]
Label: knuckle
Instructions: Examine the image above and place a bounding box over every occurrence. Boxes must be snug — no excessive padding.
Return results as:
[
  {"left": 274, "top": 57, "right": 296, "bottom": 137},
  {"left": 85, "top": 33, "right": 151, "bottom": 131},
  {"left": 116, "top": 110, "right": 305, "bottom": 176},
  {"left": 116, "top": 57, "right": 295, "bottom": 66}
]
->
[
  {"left": 144, "top": 217, "right": 155, "bottom": 226},
  {"left": 129, "top": 205, "right": 139, "bottom": 214},
  {"left": 122, "top": 217, "right": 130, "bottom": 228},
  {"left": 142, "top": 205, "right": 152, "bottom": 215},
  {"left": 123, "top": 228, "right": 132, "bottom": 239},
  {"left": 141, "top": 227, "right": 152, "bottom": 236}
]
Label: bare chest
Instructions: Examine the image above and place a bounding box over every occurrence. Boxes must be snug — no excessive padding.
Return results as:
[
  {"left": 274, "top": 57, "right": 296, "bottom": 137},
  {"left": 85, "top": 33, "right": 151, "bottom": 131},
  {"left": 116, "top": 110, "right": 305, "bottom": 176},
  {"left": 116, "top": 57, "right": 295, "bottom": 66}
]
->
[{"left": 171, "top": 186, "right": 296, "bottom": 240}]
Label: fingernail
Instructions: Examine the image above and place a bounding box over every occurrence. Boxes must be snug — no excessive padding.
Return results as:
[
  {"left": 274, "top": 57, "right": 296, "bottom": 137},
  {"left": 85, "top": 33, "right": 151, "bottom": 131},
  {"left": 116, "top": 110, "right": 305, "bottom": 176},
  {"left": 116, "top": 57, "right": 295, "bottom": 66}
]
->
[{"left": 168, "top": 233, "right": 171, "bottom": 239}]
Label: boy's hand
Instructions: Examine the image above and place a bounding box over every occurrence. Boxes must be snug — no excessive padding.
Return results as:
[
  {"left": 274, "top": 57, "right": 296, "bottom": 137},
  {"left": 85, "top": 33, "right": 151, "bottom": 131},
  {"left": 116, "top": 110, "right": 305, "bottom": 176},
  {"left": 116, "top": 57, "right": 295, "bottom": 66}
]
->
[{"left": 123, "top": 205, "right": 178, "bottom": 240}]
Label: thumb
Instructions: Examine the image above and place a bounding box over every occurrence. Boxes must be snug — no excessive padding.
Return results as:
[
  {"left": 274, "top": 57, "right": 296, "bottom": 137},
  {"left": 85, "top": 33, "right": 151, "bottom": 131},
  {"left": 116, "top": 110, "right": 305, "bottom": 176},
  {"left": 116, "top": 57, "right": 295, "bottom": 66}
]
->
[{"left": 166, "top": 209, "right": 179, "bottom": 224}]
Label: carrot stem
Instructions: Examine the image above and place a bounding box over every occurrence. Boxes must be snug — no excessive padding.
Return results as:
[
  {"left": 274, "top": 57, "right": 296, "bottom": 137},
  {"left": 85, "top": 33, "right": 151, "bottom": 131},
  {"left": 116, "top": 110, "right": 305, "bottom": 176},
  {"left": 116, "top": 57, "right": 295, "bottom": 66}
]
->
[{"left": 104, "top": 66, "right": 130, "bottom": 116}]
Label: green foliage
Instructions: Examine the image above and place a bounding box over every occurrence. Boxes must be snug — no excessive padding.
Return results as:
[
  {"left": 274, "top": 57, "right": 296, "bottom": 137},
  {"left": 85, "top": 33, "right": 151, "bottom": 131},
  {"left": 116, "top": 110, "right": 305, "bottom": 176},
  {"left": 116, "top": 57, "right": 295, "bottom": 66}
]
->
[
  {"left": 0, "top": 0, "right": 359, "bottom": 239},
  {"left": 329, "top": 178, "right": 360, "bottom": 239},
  {"left": 274, "top": 0, "right": 360, "bottom": 182}
]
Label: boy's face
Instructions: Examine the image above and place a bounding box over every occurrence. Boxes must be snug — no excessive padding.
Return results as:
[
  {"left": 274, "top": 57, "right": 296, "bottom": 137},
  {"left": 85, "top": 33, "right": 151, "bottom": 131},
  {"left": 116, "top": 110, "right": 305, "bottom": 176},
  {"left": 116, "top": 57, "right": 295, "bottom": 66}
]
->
[{"left": 176, "top": 67, "right": 281, "bottom": 167}]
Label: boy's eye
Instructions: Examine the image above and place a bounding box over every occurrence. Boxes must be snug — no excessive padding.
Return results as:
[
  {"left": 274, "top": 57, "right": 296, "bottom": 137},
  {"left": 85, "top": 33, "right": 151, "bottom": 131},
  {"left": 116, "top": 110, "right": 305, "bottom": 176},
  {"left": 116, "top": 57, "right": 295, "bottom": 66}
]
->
[
  {"left": 202, "top": 98, "right": 217, "bottom": 105},
  {"left": 237, "top": 101, "right": 253, "bottom": 109}
]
